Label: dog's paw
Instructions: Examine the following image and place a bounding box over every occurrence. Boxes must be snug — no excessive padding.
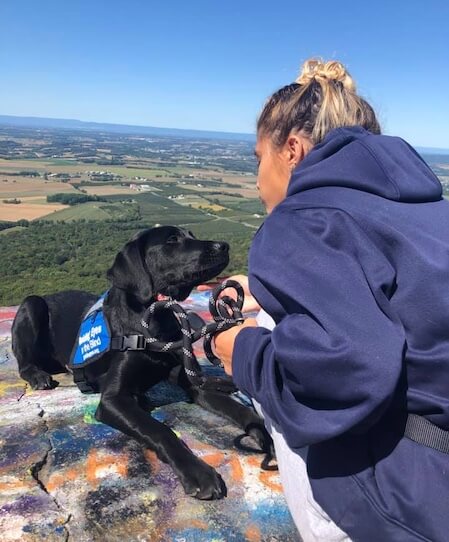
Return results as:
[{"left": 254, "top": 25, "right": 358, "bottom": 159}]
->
[
  {"left": 180, "top": 460, "right": 227, "bottom": 500},
  {"left": 246, "top": 423, "right": 275, "bottom": 454},
  {"left": 22, "top": 370, "right": 58, "bottom": 390},
  {"left": 235, "top": 425, "right": 278, "bottom": 471}
]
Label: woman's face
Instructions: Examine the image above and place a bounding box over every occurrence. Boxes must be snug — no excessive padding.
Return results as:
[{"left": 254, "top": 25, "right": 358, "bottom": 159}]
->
[
  {"left": 255, "top": 136, "right": 291, "bottom": 214},
  {"left": 255, "top": 133, "right": 312, "bottom": 214}
]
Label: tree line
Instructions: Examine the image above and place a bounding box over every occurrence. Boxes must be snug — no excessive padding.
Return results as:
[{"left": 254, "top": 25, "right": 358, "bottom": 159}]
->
[
  {"left": 47, "top": 193, "right": 108, "bottom": 206},
  {"left": 0, "top": 220, "right": 251, "bottom": 305}
]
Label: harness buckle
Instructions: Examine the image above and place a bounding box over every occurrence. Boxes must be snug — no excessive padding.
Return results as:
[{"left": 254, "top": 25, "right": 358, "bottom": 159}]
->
[{"left": 113, "top": 335, "right": 147, "bottom": 351}]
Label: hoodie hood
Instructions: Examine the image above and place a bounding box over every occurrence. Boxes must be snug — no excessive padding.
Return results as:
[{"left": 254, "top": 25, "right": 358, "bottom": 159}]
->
[{"left": 287, "top": 126, "right": 442, "bottom": 203}]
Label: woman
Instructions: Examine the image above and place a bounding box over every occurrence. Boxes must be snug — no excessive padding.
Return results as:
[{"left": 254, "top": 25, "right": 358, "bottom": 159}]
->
[{"left": 214, "top": 59, "right": 449, "bottom": 541}]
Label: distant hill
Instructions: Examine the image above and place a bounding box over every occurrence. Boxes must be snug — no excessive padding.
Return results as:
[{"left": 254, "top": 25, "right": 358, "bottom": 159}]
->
[
  {"left": 417, "top": 147, "right": 449, "bottom": 156},
  {"left": 0, "top": 115, "right": 256, "bottom": 142}
]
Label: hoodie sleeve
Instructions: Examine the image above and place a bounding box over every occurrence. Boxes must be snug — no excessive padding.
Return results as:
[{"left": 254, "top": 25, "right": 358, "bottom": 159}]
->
[{"left": 232, "top": 206, "right": 406, "bottom": 450}]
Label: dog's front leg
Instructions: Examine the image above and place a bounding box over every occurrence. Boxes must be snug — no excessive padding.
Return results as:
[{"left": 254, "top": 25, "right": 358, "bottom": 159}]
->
[
  {"left": 95, "top": 393, "right": 226, "bottom": 499},
  {"left": 191, "top": 388, "right": 275, "bottom": 457},
  {"left": 171, "top": 357, "right": 275, "bottom": 457}
]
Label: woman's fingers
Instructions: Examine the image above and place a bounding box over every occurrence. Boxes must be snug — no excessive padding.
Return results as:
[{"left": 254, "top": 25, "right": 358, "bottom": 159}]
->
[
  {"left": 241, "top": 297, "right": 261, "bottom": 313},
  {"left": 196, "top": 283, "right": 217, "bottom": 292},
  {"left": 213, "top": 318, "right": 258, "bottom": 374},
  {"left": 196, "top": 275, "right": 260, "bottom": 313},
  {"left": 226, "top": 275, "right": 250, "bottom": 294}
]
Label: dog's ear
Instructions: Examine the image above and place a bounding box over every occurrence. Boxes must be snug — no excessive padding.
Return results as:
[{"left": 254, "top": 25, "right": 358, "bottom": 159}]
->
[{"left": 107, "top": 235, "right": 154, "bottom": 303}]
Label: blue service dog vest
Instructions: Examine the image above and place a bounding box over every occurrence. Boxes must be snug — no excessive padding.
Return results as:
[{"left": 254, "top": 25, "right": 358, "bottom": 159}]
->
[{"left": 70, "top": 293, "right": 112, "bottom": 368}]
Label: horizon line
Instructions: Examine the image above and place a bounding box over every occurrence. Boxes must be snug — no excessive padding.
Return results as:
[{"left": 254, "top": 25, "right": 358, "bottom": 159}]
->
[
  {"left": 1, "top": 113, "right": 449, "bottom": 154},
  {"left": 0, "top": 113, "right": 256, "bottom": 140}
]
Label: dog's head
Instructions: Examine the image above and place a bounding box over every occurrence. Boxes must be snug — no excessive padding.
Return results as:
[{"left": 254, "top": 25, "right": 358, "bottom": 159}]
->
[{"left": 107, "top": 226, "right": 229, "bottom": 303}]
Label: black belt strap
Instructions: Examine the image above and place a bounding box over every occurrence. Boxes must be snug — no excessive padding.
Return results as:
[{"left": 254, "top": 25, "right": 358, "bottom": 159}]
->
[{"left": 404, "top": 413, "right": 449, "bottom": 454}]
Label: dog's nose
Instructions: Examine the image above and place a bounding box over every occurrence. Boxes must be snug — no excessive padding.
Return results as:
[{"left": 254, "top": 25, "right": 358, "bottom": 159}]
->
[{"left": 213, "top": 242, "right": 229, "bottom": 253}]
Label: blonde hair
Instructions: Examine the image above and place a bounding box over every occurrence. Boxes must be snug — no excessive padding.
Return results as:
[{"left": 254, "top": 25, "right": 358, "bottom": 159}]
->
[{"left": 257, "top": 58, "right": 380, "bottom": 146}]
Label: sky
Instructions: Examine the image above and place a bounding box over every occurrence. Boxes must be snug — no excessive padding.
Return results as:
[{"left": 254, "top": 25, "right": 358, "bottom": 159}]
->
[{"left": 1, "top": 0, "right": 448, "bottom": 148}]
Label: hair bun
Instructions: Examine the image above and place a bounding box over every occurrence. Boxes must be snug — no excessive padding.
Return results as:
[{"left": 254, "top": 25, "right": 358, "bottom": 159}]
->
[{"left": 296, "top": 59, "right": 355, "bottom": 91}]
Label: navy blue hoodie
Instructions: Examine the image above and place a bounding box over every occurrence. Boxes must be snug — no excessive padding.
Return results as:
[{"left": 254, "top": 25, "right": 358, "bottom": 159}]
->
[{"left": 232, "top": 126, "right": 449, "bottom": 541}]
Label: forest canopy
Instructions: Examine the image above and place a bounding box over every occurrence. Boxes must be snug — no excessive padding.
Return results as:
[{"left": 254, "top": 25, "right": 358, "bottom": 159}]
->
[{"left": 0, "top": 220, "right": 252, "bottom": 305}]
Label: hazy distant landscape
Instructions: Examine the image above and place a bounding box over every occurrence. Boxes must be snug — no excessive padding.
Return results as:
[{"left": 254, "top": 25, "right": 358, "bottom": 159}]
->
[{"left": 1, "top": 116, "right": 448, "bottom": 305}]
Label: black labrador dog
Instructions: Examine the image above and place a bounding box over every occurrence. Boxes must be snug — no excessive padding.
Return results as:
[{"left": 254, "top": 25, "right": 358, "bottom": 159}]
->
[{"left": 12, "top": 226, "right": 271, "bottom": 499}]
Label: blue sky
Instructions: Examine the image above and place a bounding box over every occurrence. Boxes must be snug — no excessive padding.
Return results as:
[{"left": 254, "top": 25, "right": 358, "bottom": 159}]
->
[{"left": 1, "top": 0, "right": 448, "bottom": 148}]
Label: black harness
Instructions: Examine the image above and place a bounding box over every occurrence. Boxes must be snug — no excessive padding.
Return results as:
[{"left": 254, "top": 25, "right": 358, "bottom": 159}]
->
[{"left": 73, "top": 280, "right": 245, "bottom": 395}]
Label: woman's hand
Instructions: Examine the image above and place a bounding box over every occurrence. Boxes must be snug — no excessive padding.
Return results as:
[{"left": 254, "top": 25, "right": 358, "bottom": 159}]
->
[
  {"left": 213, "top": 318, "right": 258, "bottom": 375},
  {"left": 197, "top": 274, "right": 261, "bottom": 313}
]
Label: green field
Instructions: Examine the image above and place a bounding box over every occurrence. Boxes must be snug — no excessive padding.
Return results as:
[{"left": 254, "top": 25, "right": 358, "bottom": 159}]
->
[
  {"left": 190, "top": 218, "right": 256, "bottom": 235},
  {"left": 42, "top": 201, "right": 139, "bottom": 222},
  {"left": 104, "top": 192, "right": 212, "bottom": 225},
  {"left": 46, "top": 159, "right": 79, "bottom": 166},
  {"left": 225, "top": 199, "right": 265, "bottom": 214},
  {"left": 0, "top": 225, "right": 27, "bottom": 236},
  {"left": 107, "top": 166, "right": 173, "bottom": 178}
]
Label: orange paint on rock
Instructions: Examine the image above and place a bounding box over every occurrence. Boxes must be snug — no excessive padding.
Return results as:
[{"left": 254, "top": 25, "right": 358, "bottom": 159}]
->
[
  {"left": 246, "top": 456, "right": 262, "bottom": 468},
  {"left": 259, "top": 470, "right": 283, "bottom": 493},
  {"left": 245, "top": 524, "right": 262, "bottom": 542},
  {"left": 202, "top": 452, "right": 225, "bottom": 468},
  {"left": 46, "top": 467, "right": 80, "bottom": 491},
  {"left": 229, "top": 456, "right": 243, "bottom": 481},
  {"left": 0, "top": 479, "right": 33, "bottom": 493},
  {"left": 143, "top": 449, "right": 161, "bottom": 475},
  {"left": 86, "top": 449, "right": 128, "bottom": 486},
  {"left": 246, "top": 455, "right": 283, "bottom": 492},
  {"left": 190, "top": 519, "right": 208, "bottom": 530}
]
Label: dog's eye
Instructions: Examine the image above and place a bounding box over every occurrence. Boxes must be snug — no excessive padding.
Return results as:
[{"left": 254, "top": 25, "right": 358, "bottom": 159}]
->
[{"left": 166, "top": 235, "right": 180, "bottom": 244}]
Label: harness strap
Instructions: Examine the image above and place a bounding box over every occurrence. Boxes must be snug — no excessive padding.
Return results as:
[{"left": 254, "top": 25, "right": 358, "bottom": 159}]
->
[
  {"left": 75, "top": 281, "right": 244, "bottom": 394},
  {"left": 404, "top": 413, "right": 449, "bottom": 454},
  {"left": 72, "top": 367, "right": 98, "bottom": 394}
]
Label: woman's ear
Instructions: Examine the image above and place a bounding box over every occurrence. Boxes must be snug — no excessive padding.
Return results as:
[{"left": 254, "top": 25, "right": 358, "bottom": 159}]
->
[
  {"left": 107, "top": 236, "right": 154, "bottom": 304},
  {"left": 285, "top": 133, "right": 312, "bottom": 170}
]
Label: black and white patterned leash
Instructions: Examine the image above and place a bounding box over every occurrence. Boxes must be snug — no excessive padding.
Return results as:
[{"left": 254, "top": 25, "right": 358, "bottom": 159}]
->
[
  {"left": 203, "top": 279, "right": 245, "bottom": 366},
  {"left": 140, "top": 281, "right": 277, "bottom": 471},
  {"left": 140, "top": 280, "right": 245, "bottom": 392}
]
